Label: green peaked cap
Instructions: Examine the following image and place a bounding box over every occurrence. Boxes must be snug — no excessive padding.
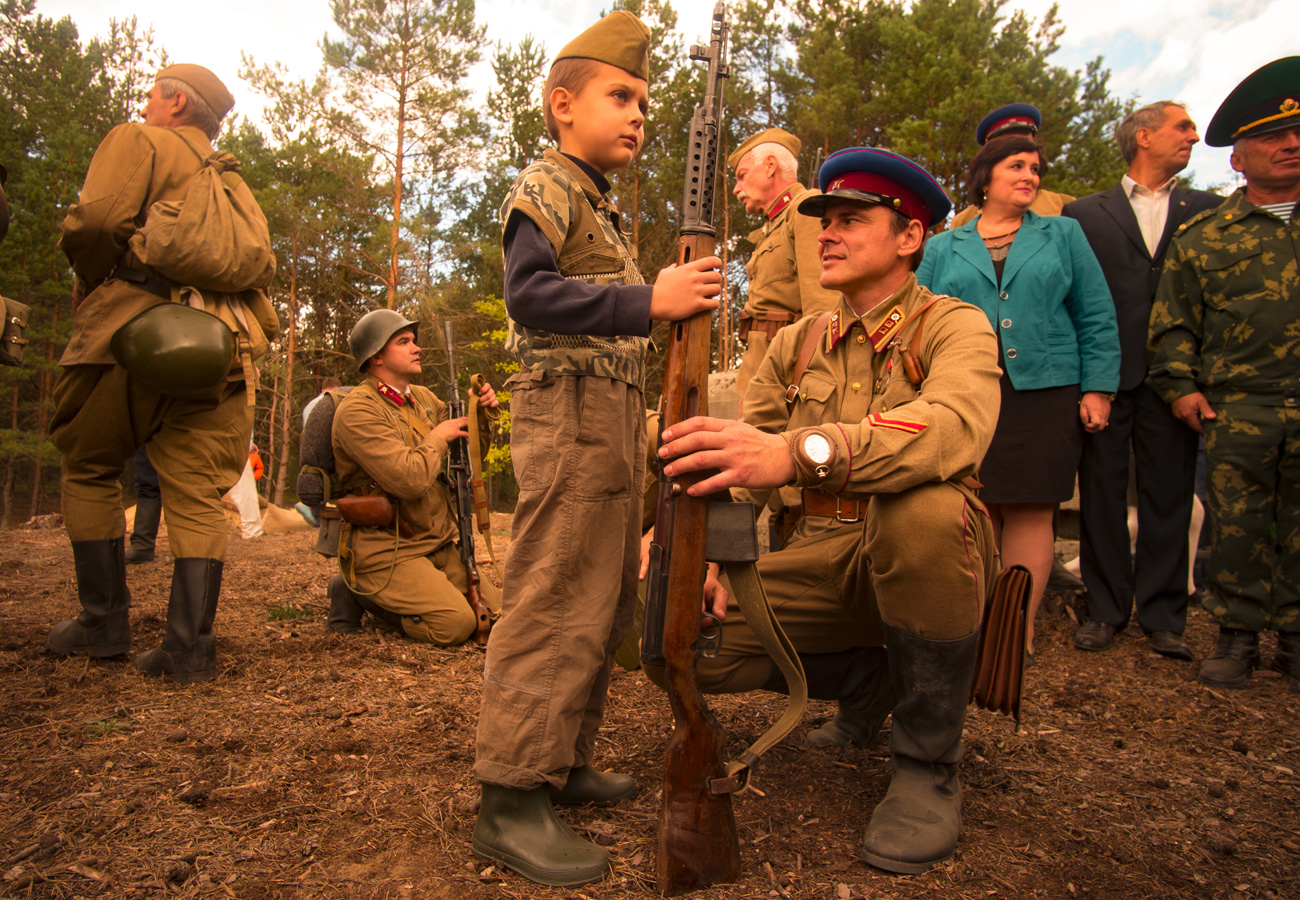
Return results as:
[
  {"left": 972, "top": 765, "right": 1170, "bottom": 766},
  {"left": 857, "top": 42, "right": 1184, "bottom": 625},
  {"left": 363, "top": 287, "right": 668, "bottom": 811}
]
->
[
  {"left": 553, "top": 10, "right": 651, "bottom": 83},
  {"left": 1205, "top": 56, "right": 1300, "bottom": 147}
]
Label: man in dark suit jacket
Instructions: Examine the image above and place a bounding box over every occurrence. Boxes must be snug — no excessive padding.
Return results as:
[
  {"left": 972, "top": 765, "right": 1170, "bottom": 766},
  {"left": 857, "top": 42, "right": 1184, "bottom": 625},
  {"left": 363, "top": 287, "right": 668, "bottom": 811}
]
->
[{"left": 1062, "top": 101, "right": 1223, "bottom": 660}]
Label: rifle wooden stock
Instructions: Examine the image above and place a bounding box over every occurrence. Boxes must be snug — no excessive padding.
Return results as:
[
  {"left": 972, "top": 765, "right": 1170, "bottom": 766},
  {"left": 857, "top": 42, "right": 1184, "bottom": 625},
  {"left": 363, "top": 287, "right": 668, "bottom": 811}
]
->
[{"left": 444, "top": 321, "right": 491, "bottom": 646}]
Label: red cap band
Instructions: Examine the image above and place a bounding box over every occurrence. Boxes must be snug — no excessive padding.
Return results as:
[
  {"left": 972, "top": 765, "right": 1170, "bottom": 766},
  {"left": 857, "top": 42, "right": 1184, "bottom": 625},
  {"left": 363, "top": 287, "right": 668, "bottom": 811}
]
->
[{"left": 824, "top": 171, "right": 932, "bottom": 228}]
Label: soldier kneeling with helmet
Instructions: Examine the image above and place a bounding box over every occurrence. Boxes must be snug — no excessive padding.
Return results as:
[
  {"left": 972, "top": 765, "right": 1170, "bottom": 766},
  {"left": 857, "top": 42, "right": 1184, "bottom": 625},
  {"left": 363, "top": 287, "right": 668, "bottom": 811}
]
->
[{"left": 328, "top": 309, "right": 502, "bottom": 645}]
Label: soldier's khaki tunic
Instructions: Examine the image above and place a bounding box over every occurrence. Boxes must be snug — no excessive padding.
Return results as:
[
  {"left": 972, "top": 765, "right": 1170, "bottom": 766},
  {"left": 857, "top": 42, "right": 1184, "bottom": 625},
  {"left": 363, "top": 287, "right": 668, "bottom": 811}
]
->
[
  {"left": 1148, "top": 189, "right": 1300, "bottom": 633},
  {"left": 332, "top": 376, "right": 501, "bottom": 645},
  {"left": 51, "top": 123, "right": 278, "bottom": 559},
  {"left": 734, "top": 183, "right": 841, "bottom": 399},
  {"left": 700, "top": 276, "right": 1004, "bottom": 693},
  {"left": 948, "top": 188, "right": 1075, "bottom": 230},
  {"left": 476, "top": 150, "right": 649, "bottom": 790}
]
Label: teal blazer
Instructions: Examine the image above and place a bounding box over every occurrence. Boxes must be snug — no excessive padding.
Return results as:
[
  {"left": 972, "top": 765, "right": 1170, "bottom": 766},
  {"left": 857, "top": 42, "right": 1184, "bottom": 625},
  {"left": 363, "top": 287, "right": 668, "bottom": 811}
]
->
[{"left": 917, "top": 211, "right": 1120, "bottom": 393}]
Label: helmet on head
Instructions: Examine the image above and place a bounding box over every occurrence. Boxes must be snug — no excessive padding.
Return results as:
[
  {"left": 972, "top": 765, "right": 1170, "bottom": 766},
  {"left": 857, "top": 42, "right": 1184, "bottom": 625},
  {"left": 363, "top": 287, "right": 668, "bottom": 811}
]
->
[
  {"left": 348, "top": 309, "right": 418, "bottom": 372},
  {"left": 110, "top": 303, "right": 235, "bottom": 396}
]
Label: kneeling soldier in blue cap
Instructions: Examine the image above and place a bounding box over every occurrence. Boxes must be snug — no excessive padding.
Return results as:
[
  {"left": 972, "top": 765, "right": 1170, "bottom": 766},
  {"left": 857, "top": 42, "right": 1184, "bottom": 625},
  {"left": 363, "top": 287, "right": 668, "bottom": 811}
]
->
[
  {"left": 1148, "top": 56, "right": 1300, "bottom": 692},
  {"left": 657, "top": 147, "right": 1002, "bottom": 873}
]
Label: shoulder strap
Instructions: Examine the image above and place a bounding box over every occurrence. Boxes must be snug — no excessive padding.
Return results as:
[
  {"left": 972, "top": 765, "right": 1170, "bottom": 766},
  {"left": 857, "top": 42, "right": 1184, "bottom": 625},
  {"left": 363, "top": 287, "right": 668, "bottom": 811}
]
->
[
  {"left": 784, "top": 311, "right": 834, "bottom": 407},
  {"left": 468, "top": 373, "right": 501, "bottom": 567},
  {"left": 893, "top": 296, "right": 948, "bottom": 388}
]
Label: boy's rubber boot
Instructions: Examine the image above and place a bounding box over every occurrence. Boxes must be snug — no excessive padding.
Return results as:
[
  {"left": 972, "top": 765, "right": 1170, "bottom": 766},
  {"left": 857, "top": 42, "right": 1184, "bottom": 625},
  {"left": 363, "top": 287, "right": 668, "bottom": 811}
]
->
[
  {"left": 472, "top": 783, "right": 610, "bottom": 886},
  {"left": 47, "top": 538, "right": 132, "bottom": 657},
  {"left": 134, "top": 558, "right": 221, "bottom": 684},
  {"left": 861, "top": 624, "right": 979, "bottom": 874},
  {"left": 548, "top": 765, "right": 638, "bottom": 807}
]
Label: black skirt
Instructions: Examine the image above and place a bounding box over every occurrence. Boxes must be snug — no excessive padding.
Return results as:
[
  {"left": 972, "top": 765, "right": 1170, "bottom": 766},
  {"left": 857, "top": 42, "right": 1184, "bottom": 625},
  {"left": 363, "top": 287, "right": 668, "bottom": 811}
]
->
[{"left": 978, "top": 369, "right": 1082, "bottom": 505}]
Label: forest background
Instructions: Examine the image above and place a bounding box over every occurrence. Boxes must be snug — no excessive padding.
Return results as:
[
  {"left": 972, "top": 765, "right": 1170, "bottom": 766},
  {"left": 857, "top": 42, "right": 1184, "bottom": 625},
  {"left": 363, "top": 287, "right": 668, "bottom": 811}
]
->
[{"left": 0, "top": 0, "right": 1232, "bottom": 524}]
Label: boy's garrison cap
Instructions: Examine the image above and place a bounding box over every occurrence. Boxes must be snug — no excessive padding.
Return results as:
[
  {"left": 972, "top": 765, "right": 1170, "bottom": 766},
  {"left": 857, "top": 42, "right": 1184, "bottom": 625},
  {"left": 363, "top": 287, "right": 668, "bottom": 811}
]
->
[{"left": 553, "top": 11, "right": 651, "bottom": 83}]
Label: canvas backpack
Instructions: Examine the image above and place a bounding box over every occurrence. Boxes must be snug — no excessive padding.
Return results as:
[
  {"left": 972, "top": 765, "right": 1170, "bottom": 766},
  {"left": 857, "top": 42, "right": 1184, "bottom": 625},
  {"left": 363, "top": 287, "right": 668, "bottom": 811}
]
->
[{"left": 128, "top": 132, "right": 276, "bottom": 294}]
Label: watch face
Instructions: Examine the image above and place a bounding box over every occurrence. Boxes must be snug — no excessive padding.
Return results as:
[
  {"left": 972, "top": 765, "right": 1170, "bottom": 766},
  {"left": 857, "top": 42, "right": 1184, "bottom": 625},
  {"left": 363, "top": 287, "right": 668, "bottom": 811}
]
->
[{"left": 803, "top": 432, "right": 833, "bottom": 465}]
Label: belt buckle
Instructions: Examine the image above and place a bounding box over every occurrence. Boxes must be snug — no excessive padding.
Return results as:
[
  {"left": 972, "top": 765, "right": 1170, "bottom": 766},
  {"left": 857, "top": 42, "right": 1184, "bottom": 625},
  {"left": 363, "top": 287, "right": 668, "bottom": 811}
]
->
[{"left": 835, "top": 497, "right": 862, "bottom": 523}]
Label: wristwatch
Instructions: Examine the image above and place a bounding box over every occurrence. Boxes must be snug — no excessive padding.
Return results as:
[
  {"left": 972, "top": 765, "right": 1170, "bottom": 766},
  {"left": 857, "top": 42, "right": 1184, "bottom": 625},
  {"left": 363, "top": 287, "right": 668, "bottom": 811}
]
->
[{"left": 791, "top": 427, "right": 837, "bottom": 482}]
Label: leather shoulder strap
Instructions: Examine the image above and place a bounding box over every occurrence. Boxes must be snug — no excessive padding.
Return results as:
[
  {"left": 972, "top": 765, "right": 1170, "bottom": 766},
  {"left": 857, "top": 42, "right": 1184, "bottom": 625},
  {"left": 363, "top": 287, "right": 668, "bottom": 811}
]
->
[
  {"left": 785, "top": 311, "right": 833, "bottom": 407},
  {"left": 894, "top": 295, "right": 949, "bottom": 388}
]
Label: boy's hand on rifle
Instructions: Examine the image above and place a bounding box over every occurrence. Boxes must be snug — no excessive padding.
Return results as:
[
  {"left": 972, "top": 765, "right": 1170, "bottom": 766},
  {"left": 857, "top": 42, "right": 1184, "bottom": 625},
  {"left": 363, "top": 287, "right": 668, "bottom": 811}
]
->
[
  {"left": 650, "top": 255, "right": 723, "bottom": 321},
  {"left": 703, "top": 562, "right": 728, "bottom": 622},
  {"left": 660, "top": 416, "right": 796, "bottom": 496},
  {"left": 475, "top": 380, "right": 500, "bottom": 410},
  {"left": 638, "top": 529, "right": 655, "bottom": 581},
  {"left": 433, "top": 416, "right": 471, "bottom": 444}
]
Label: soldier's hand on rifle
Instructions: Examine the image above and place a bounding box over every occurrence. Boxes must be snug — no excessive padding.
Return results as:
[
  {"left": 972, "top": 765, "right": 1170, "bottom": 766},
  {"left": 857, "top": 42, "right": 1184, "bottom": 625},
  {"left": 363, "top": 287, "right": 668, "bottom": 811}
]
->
[
  {"left": 433, "top": 416, "right": 471, "bottom": 443},
  {"left": 475, "top": 380, "right": 500, "bottom": 410},
  {"left": 703, "top": 562, "right": 728, "bottom": 622},
  {"left": 650, "top": 255, "right": 723, "bottom": 321},
  {"left": 660, "top": 416, "right": 796, "bottom": 496}
]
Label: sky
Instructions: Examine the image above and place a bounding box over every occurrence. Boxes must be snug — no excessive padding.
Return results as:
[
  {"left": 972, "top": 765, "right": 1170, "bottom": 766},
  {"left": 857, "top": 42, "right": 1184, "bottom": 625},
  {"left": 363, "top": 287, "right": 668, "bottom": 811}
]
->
[{"left": 36, "top": 0, "right": 1297, "bottom": 191}]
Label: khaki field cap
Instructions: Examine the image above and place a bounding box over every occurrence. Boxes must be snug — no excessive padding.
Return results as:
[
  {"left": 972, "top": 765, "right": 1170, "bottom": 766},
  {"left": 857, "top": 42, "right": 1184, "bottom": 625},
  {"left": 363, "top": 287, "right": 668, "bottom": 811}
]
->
[
  {"left": 157, "top": 64, "right": 235, "bottom": 118},
  {"left": 553, "top": 10, "right": 651, "bottom": 83},
  {"left": 728, "top": 127, "right": 802, "bottom": 170}
]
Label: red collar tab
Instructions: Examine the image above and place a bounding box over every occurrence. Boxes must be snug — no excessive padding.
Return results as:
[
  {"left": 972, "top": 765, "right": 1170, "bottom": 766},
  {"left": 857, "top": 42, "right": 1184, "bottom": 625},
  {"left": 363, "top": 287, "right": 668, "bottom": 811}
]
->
[
  {"left": 868, "top": 306, "right": 905, "bottom": 352},
  {"left": 768, "top": 188, "right": 796, "bottom": 220},
  {"left": 375, "top": 382, "right": 406, "bottom": 407},
  {"left": 825, "top": 172, "right": 931, "bottom": 229}
]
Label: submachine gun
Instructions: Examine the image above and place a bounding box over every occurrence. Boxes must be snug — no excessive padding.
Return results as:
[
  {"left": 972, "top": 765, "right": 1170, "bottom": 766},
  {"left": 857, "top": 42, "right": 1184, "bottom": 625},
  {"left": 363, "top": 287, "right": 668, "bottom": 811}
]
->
[{"left": 443, "top": 321, "right": 493, "bottom": 646}]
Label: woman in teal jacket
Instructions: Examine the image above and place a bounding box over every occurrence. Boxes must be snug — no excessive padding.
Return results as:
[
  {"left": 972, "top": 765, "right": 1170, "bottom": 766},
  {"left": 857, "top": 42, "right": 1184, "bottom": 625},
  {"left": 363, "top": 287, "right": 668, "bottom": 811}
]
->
[{"left": 917, "top": 135, "right": 1119, "bottom": 657}]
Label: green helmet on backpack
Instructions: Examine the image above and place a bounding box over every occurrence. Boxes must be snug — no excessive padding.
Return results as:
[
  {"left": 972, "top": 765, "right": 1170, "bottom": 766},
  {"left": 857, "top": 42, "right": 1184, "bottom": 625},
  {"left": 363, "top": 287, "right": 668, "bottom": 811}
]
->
[
  {"left": 349, "top": 309, "right": 418, "bottom": 372},
  {"left": 110, "top": 303, "right": 235, "bottom": 396}
]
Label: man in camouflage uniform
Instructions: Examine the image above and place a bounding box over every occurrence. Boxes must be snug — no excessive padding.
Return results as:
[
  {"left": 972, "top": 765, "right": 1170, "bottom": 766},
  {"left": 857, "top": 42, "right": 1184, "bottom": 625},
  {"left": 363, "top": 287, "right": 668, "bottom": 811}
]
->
[
  {"left": 730, "top": 128, "right": 840, "bottom": 400},
  {"left": 660, "top": 147, "right": 1001, "bottom": 875},
  {"left": 47, "top": 65, "right": 277, "bottom": 684},
  {"left": 949, "top": 103, "right": 1076, "bottom": 228},
  {"left": 1147, "top": 56, "right": 1300, "bottom": 691},
  {"left": 328, "top": 309, "right": 501, "bottom": 645}
]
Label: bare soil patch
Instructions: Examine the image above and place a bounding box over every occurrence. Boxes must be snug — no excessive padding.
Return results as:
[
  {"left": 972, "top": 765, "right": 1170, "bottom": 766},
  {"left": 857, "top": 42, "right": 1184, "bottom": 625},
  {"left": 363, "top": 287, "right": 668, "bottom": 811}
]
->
[{"left": 1, "top": 518, "right": 1297, "bottom": 899}]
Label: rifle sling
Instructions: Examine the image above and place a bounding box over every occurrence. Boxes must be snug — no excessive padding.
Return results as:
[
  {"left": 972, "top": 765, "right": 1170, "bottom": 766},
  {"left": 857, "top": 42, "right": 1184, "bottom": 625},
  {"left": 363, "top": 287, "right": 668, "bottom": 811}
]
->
[
  {"left": 708, "top": 560, "right": 808, "bottom": 795},
  {"left": 467, "top": 374, "right": 498, "bottom": 567}
]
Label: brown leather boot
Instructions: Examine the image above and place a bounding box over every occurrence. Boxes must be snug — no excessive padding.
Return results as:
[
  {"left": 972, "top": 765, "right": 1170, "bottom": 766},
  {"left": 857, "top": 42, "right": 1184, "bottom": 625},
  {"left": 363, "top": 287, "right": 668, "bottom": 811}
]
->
[{"left": 1198, "top": 627, "right": 1259, "bottom": 688}]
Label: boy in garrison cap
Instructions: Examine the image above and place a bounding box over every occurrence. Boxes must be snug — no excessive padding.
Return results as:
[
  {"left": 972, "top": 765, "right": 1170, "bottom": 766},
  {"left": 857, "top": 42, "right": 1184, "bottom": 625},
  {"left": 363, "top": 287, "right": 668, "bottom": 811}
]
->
[
  {"left": 48, "top": 65, "right": 278, "bottom": 684},
  {"left": 949, "top": 103, "right": 1076, "bottom": 228},
  {"left": 471, "top": 10, "right": 722, "bottom": 887},
  {"left": 1148, "top": 56, "right": 1300, "bottom": 692}
]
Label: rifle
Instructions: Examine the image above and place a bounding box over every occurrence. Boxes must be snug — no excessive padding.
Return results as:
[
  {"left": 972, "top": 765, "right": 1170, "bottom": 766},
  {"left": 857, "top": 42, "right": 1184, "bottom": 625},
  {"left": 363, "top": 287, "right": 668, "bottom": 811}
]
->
[
  {"left": 643, "top": 5, "right": 736, "bottom": 894},
  {"left": 443, "top": 321, "right": 492, "bottom": 646}
]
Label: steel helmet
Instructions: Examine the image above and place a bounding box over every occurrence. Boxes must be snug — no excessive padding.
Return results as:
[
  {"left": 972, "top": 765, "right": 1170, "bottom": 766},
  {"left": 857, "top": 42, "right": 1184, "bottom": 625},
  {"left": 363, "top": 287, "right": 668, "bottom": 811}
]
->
[
  {"left": 349, "top": 309, "right": 418, "bottom": 371},
  {"left": 110, "top": 303, "right": 235, "bottom": 396}
]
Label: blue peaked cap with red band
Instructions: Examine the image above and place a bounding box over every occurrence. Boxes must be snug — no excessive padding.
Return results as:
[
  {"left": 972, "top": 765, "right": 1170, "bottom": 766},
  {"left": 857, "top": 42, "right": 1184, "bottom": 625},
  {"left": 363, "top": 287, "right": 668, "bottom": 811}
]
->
[
  {"left": 797, "top": 147, "right": 952, "bottom": 231},
  {"left": 976, "top": 103, "right": 1041, "bottom": 145}
]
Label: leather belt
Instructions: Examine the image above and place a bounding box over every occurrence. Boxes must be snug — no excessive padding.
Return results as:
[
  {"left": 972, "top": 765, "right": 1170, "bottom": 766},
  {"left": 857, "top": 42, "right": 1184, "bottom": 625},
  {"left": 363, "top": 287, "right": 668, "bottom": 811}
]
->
[
  {"left": 110, "top": 266, "right": 172, "bottom": 299},
  {"left": 738, "top": 310, "right": 797, "bottom": 343},
  {"left": 800, "top": 489, "right": 868, "bottom": 523}
]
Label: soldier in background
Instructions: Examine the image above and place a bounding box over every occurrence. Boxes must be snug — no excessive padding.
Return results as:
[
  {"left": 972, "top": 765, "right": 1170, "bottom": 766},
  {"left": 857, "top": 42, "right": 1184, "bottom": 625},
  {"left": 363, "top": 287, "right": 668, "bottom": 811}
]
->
[
  {"left": 949, "top": 103, "right": 1076, "bottom": 228},
  {"left": 47, "top": 65, "right": 277, "bottom": 684},
  {"left": 1147, "top": 56, "right": 1300, "bottom": 691},
  {"left": 730, "top": 128, "right": 840, "bottom": 401}
]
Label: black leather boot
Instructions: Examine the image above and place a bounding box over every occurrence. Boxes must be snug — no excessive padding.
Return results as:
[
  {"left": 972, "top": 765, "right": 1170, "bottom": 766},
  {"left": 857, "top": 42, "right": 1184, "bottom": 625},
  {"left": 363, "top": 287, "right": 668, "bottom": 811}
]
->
[
  {"left": 326, "top": 576, "right": 365, "bottom": 634},
  {"left": 134, "top": 558, "right": 221, "bottom": 684},
  {"left": 355, "top": 592, "right": 406, "bottom": 630},
  {"left": 861, "top": 624, "right": 979, "bottom": 874},
  {"left": 472, "top": 783, "right": 610, "bottom": 886},
  {"left": 48, "top": 538, "right": 132, "bottom": 657},
  {"left": 1198, "top": 627, "right": 1260, "bottom": 688},
  {"left": 125, "top": 496, "right": 162, "bottom": 564},
  {"left": 1269, "top": 632, "right": 1299, "bottom": 693},
  {"left": 802, "top": 648, "right": 896, "bottom": 748}
]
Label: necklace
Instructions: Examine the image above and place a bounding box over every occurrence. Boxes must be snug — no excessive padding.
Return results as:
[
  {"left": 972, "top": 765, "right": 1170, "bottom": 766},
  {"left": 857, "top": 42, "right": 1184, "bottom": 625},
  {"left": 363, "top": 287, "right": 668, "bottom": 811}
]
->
[{"left": 979, "top": 224, "right": 1021, "bottom": 243}]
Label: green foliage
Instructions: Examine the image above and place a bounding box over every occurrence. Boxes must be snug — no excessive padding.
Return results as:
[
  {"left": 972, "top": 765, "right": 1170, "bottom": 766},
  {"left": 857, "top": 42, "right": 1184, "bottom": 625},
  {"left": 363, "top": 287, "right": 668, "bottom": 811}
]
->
[
  {"left": 268, "top": 600, "right": 309, "bottom": 621},
  {"left": 84, "top": 717, "right": 127, "bottom": 737}
]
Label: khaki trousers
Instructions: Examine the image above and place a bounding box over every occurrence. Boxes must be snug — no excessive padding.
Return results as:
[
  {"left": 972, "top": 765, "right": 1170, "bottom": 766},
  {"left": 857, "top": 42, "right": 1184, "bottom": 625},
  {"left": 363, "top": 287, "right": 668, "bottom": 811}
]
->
[
  {"left": 475, "top": 375, "right": 645, "bottom": 789},
  {"left": 698, "top": 482, "right": 996, "bottom": 694},
  {"left": 351, "top": 542, "right": 502, "bottom": 645},
  {"left": 51, "top": 365, "right": 251, "bottom": 560}
]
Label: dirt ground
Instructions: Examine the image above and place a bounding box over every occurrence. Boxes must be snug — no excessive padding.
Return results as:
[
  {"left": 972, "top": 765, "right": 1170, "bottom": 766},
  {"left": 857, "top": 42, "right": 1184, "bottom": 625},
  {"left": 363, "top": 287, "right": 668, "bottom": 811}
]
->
[{"left": 1, "top": 515, "right": 1297, "bottom": 900}]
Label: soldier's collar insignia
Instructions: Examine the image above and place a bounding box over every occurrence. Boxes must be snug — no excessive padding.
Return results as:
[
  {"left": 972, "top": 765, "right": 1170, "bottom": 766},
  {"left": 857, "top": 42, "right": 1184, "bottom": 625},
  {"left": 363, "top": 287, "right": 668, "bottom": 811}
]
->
[
  {"left": 375, "top": 381, "right": 407, "bottom": 408},
  {"left": 868, "top": 306, "right": 906, "bottom": 353},
  {"left": 826, "top": 308, "right": 854, "bottom": 351},
  {"left": 768, "top": 188, "right": 796, "bottom": 220}
]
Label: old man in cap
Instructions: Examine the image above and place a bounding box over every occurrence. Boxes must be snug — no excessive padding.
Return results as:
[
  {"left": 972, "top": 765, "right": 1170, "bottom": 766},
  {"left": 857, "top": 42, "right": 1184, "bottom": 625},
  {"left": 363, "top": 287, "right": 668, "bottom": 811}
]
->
[
  {"left": 729, "top": 127, "right": 839, "bottom": 400},
  {"left": 658, "top": 147, "right": 1002, "bottom": 874},
  {"left": 47, "top": 64, "right": 278, "bottom": 684},
  {"left": 950, "top": 102, "right": 1076, "bottom": 228},
  {"left": 1148, "top": 56, "right": 1300, "bottom": 692}
]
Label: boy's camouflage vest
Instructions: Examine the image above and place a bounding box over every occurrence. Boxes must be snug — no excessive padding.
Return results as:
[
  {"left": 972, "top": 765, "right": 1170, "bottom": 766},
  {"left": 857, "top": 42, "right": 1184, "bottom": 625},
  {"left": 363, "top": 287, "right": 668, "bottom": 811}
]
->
[{"left": 500, "top": 149, "right": 648, "bottom": 389}]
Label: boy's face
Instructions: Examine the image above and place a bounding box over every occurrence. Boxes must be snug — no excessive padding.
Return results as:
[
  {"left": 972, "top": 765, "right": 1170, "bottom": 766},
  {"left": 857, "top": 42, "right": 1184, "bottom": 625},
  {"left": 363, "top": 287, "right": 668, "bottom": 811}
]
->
[{"left": 552, "top": 61, "right": 648, "bottom": 174}]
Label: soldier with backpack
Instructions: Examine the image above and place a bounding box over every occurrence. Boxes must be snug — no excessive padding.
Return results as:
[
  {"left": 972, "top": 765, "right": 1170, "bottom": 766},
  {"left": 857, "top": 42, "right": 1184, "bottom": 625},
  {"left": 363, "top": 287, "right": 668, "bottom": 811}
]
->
[{"left": 47, "top": 64, "right": 278, "bottom": 684}]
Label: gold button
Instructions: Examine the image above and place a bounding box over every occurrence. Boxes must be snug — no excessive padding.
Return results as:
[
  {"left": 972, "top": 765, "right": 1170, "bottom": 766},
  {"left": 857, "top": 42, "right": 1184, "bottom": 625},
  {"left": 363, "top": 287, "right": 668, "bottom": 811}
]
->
[
  {"left": 852, "top": 382, "right": 861, "bottom": 391},
  {"left": 857, "top": 334, "right": 866, "bottom": 343}
]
